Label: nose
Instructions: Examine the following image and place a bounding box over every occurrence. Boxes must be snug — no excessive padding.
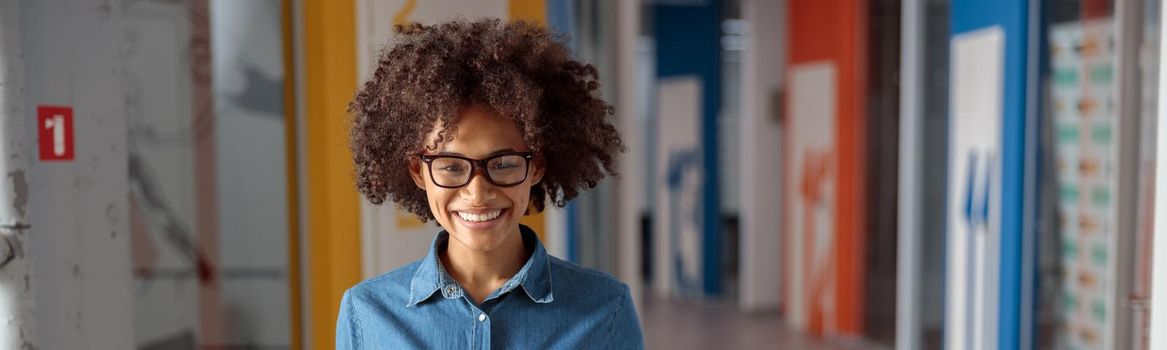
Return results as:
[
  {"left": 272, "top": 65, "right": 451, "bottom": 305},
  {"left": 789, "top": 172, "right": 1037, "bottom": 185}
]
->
[{"left": 459, "top": 168, "right": 498, "bottom": 202}]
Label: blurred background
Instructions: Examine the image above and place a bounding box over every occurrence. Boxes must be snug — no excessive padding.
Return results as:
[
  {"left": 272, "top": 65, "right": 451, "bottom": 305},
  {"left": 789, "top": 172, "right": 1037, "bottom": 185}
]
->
[{"left": 3, "top": 0, "right": 1167, "bottom": 349}]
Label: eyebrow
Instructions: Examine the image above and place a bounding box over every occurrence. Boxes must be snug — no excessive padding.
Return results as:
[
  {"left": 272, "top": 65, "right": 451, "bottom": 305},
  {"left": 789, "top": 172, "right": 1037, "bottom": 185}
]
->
[{"left": 431, "top": 148, "right": 521, "bottom": 158}]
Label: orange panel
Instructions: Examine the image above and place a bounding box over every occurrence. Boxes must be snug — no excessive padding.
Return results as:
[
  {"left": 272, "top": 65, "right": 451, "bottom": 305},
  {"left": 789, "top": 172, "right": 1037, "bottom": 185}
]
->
[{"left": 785, "top": 0, "right": 868, "bottom": 337}]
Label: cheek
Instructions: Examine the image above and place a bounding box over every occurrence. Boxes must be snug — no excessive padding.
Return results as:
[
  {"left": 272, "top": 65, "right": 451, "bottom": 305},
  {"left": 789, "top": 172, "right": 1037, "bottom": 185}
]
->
[
  {"left": 424, "top": 187, "right": 456, "bottom": 216},
  {"left": 504, "top": 187, "right": 533, "bottom": 216}
]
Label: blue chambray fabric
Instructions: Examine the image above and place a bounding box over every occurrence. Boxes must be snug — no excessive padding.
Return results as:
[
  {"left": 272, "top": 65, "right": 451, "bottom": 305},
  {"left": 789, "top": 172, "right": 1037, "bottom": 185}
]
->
[{"left": 336, "top": 225, "right": 644, "bottom": 349}]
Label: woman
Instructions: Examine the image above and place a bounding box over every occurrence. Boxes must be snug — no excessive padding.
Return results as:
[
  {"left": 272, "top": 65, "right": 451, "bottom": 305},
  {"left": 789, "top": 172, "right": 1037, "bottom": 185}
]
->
[{"left": 336, "top": 19, "right": 643, "bottom": 349}]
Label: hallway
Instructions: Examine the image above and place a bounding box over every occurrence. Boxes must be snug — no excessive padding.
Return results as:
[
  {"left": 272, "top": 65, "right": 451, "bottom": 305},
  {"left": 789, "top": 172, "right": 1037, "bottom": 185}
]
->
[{"left": 641, "top": 295, "right": 887, "bottom": 350}]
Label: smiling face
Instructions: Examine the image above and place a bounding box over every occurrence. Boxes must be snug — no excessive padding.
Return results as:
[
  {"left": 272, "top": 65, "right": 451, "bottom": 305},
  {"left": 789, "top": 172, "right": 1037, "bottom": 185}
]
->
[{"left": 409, "top": 105, "right": 544, "bottom": 254}]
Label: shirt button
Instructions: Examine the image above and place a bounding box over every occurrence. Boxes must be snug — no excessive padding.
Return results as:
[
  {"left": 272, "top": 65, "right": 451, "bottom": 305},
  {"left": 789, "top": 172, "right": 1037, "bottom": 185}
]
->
[{"left": 478, "top": 313, "right": 486, "bottom": 322}]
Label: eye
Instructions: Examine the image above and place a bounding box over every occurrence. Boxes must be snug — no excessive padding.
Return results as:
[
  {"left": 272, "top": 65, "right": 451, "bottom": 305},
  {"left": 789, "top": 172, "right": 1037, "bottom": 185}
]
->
[
  {"left": 440, "top": 165, "right": 463, "bottom": 172},
  {"left": 436, "top": 163, "right": 467, "bottom": 173},
  {"left": 491, "top": 161, "right": 518, "bottom": 170},
  {"left": 489, "top": 155, "right": 526, "bottom": 171}
]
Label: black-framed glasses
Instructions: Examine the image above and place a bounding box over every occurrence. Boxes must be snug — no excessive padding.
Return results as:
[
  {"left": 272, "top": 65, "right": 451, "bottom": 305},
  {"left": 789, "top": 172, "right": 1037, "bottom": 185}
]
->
[{"left": 418, "top": 152, "right": 534, "bottom": 188}]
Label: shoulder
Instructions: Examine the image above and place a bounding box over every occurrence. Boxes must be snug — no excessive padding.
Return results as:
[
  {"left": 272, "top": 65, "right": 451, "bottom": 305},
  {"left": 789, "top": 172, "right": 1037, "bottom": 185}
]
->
[
  {"left": 337, "top": 260, "right": 428, "bottom": 348},
  {"left": 548, "top": 256, "right": 630, "bottom": 299},
  {"left": 547, "top": 256, "right": 642, "bottom": 347},
  {"left": 343, "top": 260, "right": 422, "bottom": 306}
]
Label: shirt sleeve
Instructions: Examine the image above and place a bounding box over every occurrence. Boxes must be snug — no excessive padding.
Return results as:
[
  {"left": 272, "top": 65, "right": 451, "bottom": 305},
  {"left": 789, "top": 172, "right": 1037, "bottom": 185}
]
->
[
  {"left": 604, "top": 284, "right": 645, "bottom": 350},
  {"left": 336, "top": 289, "right": 358, "bottom": 349}
]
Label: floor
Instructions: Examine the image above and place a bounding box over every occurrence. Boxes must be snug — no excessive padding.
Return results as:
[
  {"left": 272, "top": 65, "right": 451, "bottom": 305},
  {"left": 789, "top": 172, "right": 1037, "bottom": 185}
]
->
[{"left": 639, "top": 295, "right": 889, "bottom": 350}]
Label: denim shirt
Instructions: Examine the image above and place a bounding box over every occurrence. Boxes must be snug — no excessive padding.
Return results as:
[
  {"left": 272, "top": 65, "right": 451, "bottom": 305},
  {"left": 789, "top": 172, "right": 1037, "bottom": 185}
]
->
[{"left": 336, "top": 225, "right": 644, "bottom": 349}]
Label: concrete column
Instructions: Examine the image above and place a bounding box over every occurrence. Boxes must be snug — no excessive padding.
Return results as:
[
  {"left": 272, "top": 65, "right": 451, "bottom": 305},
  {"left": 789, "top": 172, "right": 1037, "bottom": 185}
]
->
[
  {"left": 896, "top": 0, "right": 923, "bottom": 348},
  {"left": 21, "top": 0, "right": 134, "bottom": 348},
  {"left": 0, "top": 0, "right": 36, "bottom": 348},
  {"left": 1149, "top": 0, "right": 1167, "bottom": 345},
  {"left": 615, "top": 0, "right": 645, "bottom": 306},
  {"left": 738, "top": 0, "right": 784, "bottom": 312}
]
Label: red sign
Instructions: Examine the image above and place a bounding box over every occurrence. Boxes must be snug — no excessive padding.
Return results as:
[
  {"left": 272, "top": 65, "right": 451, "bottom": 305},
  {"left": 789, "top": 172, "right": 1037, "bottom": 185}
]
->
[{"left": 38, "top": 105, "right": 74, "bottom": 161}]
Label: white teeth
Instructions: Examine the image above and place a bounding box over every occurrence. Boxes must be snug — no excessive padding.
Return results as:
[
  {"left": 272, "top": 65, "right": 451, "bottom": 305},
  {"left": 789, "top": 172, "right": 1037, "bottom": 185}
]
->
[{"left": 456, "top": 210, "right": 501, "bottom": 222}]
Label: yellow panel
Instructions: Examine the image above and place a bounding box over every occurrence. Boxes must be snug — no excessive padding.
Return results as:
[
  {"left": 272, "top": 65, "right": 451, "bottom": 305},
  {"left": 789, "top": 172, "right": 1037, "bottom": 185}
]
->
[
  {"left": 280, "top": 0, "right": 302, "bottom": 349},
  {"left": 302, "top": 0, "right": 360, "bottom": 349},
  {"left": 520, "top": 205, "right": 546, "bottom": 241},
  {"left": 509, "top": 0, "right": 547, "bottom": 25}
]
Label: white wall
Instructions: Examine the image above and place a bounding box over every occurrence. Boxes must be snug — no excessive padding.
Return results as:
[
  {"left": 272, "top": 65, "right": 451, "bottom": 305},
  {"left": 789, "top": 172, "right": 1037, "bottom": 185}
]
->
[
  {"left": 122, "top": 0, "right": 295, "bottom": 346},
  {"left": 211, "top": 0, "right": 292, "bottom": 345},
  {"left": 122, "top": 0, "right": 202, "bottom": 344}
]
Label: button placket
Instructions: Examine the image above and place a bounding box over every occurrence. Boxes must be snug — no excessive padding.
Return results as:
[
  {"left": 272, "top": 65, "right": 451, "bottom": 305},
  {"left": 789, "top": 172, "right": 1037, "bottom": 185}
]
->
[{"left": 476, "top": 311, "right": 491, "bottom": 350}]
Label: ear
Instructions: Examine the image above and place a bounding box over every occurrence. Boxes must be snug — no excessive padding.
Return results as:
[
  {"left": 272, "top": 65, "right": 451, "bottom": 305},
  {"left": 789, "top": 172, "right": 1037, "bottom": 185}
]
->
[
  {"left": 529, "top": 155, "right": 546, "bottom": 184},
  {"left": 409, "top": 158, "right": 427, "bottom": 190}
]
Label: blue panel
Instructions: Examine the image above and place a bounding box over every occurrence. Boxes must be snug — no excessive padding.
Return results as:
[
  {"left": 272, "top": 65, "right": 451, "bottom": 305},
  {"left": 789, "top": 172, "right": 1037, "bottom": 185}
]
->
[
  {"left": 1029, "top": 5, "right": 1048, "bottom": 350},
  {"left": 653, "top": 1, "right": 722, "bottom": 297},
  {"left": 546, "top": 0, "right": 579, "bottom": 263},
  {"left": 545, "top": 0, "right": 577, "bottom": 54},
  {"left": 566, "top": 201, "right": 579, "bottom": 262},
  {"left": 950, "top": 0, "right": 1035, "bottom": 348}
]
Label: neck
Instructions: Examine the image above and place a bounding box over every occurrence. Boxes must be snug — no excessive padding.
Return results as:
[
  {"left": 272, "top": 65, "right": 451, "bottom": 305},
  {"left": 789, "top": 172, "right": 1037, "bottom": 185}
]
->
[{"left": 440, "top": 226, "right": 529, "bottom": 303}]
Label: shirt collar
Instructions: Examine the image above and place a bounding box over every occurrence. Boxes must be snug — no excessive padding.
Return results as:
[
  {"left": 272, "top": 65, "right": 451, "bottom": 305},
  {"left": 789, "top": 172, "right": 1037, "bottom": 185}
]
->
[{"left": 407, "top": 224, "right": 553, "bottom": 306}]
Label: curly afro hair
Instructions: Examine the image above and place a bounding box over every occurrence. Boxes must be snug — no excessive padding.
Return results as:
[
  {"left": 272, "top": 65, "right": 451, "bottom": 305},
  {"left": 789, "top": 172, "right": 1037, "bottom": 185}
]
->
[{"left": 348, "top": 18, "right": 624, "bottom": 222}]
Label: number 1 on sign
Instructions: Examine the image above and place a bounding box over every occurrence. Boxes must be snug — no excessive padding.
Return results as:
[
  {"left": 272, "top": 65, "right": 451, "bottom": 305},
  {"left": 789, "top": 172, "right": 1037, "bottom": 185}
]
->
[
  {"left": 37, "top": 105, "right": 74, "bottom": 161},
  {"left": 45, "top": 115, "right": 65, "bottom": 156}
]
